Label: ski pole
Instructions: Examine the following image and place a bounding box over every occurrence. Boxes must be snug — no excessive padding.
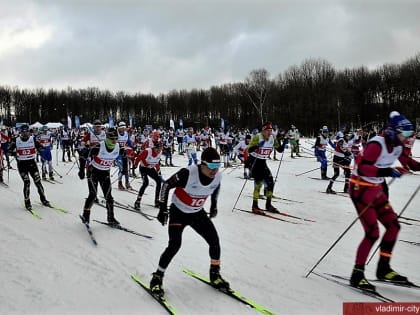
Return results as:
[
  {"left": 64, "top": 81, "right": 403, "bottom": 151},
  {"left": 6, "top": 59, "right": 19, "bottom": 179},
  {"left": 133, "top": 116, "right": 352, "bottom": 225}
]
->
[
  {"left": 231, "top": 157, "right": 257, "bottom": 211},
  {"left": 305, "top": 178, "right": 396, "bottom": 278},
  {"left": 231, "top": 177, "right": 249, "bottom": 212},
  {"left": 366, "top": 183, "right": 420, "bottom": 265},
  {"left": 65, "top": 160, "right": 77, "bottom": 175},
  {"left": 295, "top": 166, "right": 321, "bottom": 177},
  {"left": 52, "top": 167, "right": 63, "bottom": 178},
  {"left": 274, "top": 150, "right": 285, "bottom": 183}
]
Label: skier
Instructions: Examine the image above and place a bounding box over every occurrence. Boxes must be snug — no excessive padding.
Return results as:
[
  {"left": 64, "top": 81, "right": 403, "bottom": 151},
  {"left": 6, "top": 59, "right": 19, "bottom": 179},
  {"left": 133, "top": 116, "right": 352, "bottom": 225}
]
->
[
  {"left": 133, "top": 141, "right": 163, "bottom": 209},
  {"left": 78, "top": 120, "right": 106, "bottom": 180},
  {"left": 9, "top": 124, "right": 51, "bottom": 210},
  {"left": 349, "top": 111, "right": 420, "bottom": 292},
  {"left": 245, "top": 122, "right": 287, "bottom": 214},
  {"left": 116, "top": 121, "right": 134, "bottom": 190},
  {"left": 287, "top": 124, "right": 301, "bottom": 158},
  {"left": 314, "top": 126, "right": 335, "bottom": 179},
  {"left": 0, "top": 125, "right": 11, "bottom": 169},
  {"left": 80, "top": 128, "right": 120, "bottom": 226},
  {"left": 183, "top": 127, "right": 198, "bottom": 166},
  {"left": 233, "top": 134, "right": 251, "bottom": 178},
  {"left": 59, "top": 126, "right": 72, "bottom": 162},
  {"left": 36, "top": 125, "right": 54, "bottom": 180},
  {"left": 149, "top": 147, "right": 229, "bottom": 297},
  {"left": 326, "top": 131, "right": 353, "bottom": 194},
  {"left": 0, "top": 140, "right": 4, "bottom": 183}
]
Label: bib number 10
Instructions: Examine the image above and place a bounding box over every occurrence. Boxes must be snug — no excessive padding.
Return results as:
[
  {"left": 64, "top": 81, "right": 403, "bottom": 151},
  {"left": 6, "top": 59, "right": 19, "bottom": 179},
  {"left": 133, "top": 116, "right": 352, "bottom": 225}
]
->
[{"left": 190, "top": 198, "right": 206, "bottom": 207}]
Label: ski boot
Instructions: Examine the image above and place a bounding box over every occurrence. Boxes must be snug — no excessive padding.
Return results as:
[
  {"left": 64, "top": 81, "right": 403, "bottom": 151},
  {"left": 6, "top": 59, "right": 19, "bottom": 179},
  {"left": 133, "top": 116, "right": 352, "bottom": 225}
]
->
[
  {"left": 42, "top": 172, "right": 47, "bottom": 180},
  {"left": 210, "top": 265, "right": 230, "bottom": 290},
  {"left": 118, "top": 181, "right": 125, "bottom": 190},
  {"left": 125, "top": 181, "right": 132, "bottom": 190},
  {"left": 376, "top": 260, "right": 409, "bottom": 284},
  {"left": 350, "top": 266, "right": 376, "bottom": 292},
  {"left": 266, "top": 204, "right": 280, "bottom": 214},
  {"left": 107, "top": 216, "right": 120, "bottom": 227},
  {"left": 150, "top": 272, "right": 164, "bottom": 297},
  {"left": 326, "top": 187, "right": 336, "bottom": 194},
  {"left": 49, "top": 172, "right": 54, "bottom": 181},
  {"left": 343, "top": 183, "right": 349, "bottom": 193},
  {"left": 134, "top": 198, "right": 141, "bottom": 210},
  {"left": 41, "top": 199, "right": 52, "bottom": 207},
  {"left": 252, "top": 201, "right": 265, "bottom": 215},
  {"left": 24, "top": 199, "right": 32, "bottom": 211},
  {"left": 81, "top": 209, "right": 90, "bottom": 224}
]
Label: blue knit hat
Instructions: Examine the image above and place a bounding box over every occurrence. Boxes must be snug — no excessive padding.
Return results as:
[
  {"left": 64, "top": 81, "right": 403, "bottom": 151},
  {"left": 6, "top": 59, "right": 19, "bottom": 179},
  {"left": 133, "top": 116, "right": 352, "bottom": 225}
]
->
[{"left": 388, "top": 111, "right": 413, "bottom": 132}]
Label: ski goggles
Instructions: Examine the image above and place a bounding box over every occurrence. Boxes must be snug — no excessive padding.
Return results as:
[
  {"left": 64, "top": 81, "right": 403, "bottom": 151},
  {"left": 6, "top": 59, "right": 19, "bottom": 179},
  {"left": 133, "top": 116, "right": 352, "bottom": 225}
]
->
[
  {"left": 398, "top": 130, "right": 414, "bottom": 138},
  {"left": 202, "top": 161, "right": 221, "bottom": 169}
]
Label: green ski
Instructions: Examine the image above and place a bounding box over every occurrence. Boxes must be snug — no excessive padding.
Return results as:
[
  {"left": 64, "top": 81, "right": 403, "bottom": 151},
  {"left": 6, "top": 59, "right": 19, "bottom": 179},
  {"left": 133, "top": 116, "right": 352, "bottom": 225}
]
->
[
  {"left": 131, "top": 274, "right": 178, "bottom": 315},
  {"left": 183, "top": 268, "right": 276, "bottom": 315}
]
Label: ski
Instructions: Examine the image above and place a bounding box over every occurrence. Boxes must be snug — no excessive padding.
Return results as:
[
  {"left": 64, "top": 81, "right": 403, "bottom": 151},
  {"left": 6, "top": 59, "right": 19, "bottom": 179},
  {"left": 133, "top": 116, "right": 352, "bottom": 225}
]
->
[
  {"left": 93, "top": 220, "right": 152, "bottom": 239},
  {"left": 372, "top": 279, "right": 420, "bottom": 290},
  {"left": 309, "top": 177, "right": 344, "bottom": 182},
  {"left": 97, "top": 198, "right": 154, "bottom": 221},
  {"left": 268, "top": 209, "right": 316, "bottom": 222},
  {"left": 312, "top": 272, "right": 394, "bottom": 303},
  {"left": 112, "top": 200, "right": 155, "bottom": 221},
  {"left": 234, "top": 208, "right": 301, "bottom": 224},
  {"left": 399, "top": 239, "right": 420, "bottom": 246},
  {"left": 319, "top": 191, "right": 349, "bottom": 198},
  {"left": 0, "top": 182, "right": 9, "bottom": 188},
  {"left": 250, "top": 194, "right": 303, "bottom": 204},
  {"left": 42, "top": 178, "right": 56, "bottom": 184},
  {"left": 327, "top": 272, "right": 420, "bottom": 291},
  {"left": 131, "top": 274, "right": 179, "bottom": 315},
  {"left": 272, "top": 195, "right": 303, "bottom": 203},
  {"left": 183, "top": 268, "right": 275, "bottom": 315},
  {"left": 37, "top": 202, "right": 68, "bottom": 213},
  {"left": 399, "top": 216, "right": 420, "bottom": 223},
  {"left": 25, "top": 207, "right": 42, "bottom": 219},
  {"left": 79, "top": 215, "right": 98, "bottom": 246},
  {"left": 50, "top": 179, "right": 63, "bottom": 184}
]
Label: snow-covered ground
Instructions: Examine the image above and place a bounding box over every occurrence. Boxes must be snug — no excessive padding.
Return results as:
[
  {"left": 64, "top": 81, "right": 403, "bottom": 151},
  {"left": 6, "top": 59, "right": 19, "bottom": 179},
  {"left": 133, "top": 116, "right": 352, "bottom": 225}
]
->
[{"left": 1, "top": 139, "right": 419, "bottom": 315}]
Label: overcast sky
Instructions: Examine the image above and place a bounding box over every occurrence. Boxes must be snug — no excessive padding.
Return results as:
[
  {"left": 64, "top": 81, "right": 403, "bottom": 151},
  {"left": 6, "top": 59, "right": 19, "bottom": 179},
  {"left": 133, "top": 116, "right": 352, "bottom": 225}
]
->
[{"left": 1, "top": 0, "right": 420, "bottom": 95}]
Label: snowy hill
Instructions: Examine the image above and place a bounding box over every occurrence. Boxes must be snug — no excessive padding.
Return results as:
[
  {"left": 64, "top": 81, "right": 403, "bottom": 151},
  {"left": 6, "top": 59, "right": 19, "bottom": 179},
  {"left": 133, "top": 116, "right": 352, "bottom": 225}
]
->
[{"left": 1, "top": 139, "right": 419, "bottom": 315}]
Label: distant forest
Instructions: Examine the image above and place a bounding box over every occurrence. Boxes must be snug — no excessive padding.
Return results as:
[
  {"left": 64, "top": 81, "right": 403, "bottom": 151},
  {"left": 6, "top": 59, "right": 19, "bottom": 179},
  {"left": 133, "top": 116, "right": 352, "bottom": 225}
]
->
[{"left": 1, "top": 52, "right": 419, "bottom": 135}]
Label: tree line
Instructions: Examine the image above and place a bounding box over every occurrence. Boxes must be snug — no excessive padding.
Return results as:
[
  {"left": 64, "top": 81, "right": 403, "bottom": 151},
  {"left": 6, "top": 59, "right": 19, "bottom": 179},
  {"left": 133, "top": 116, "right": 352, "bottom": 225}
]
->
[{"left": 1, "top": 52, "right": 419, "bottom": 136}]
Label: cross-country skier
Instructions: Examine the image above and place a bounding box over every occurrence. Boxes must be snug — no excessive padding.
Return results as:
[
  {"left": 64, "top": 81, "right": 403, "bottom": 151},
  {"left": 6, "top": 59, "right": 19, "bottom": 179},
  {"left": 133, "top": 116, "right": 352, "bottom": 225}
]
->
[
  {"left": 245, "top": 122, "right": 287, "bottom": 214},
  {"left": 148, "top": 147, "right": 229, "bottom": 297},
  {"left": 349, "top": 111, "right": 420, "bottom": 292},
  {"left": 133, "top": 141, "right": 163, "bottom": 209},
  {"left": 80, "top": 128, "right": 120, "bottom": 226},
  {"left": 9, "top": 124, "right": 51, "bottom": 210}
]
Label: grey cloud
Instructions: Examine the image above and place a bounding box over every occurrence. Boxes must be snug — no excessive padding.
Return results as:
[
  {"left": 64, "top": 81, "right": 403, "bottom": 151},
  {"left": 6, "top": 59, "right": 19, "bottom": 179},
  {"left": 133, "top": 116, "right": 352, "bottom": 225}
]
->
[{"left": 1, "top": 0, "right": 420, "bottom": 93}]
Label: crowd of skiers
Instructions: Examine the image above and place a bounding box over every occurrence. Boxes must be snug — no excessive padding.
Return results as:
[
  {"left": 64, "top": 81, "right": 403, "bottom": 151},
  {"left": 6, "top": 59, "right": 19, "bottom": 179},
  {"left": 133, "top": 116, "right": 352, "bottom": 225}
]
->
[{"left": 1, "top": 110, "right": 419, "bottom": 296}]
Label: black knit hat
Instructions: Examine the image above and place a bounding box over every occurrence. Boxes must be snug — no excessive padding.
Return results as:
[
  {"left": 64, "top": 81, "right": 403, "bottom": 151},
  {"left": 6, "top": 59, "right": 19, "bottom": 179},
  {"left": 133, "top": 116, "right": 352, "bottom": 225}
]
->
[
  {"left": 106, "top": 128, "right": 118, "bottom": 139},
  {"left": 201, "top": 147, "right": 220, "bottom": 163}
]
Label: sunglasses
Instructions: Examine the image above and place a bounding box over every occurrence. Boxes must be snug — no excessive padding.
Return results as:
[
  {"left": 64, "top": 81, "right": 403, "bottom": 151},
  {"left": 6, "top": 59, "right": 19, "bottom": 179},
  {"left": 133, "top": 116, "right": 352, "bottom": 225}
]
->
[
  {"left": 399, "top": 130, "right": 414, "bottom": 138},
  {"left": 202, "top": 161, "right": 221, "bottom": 169}
]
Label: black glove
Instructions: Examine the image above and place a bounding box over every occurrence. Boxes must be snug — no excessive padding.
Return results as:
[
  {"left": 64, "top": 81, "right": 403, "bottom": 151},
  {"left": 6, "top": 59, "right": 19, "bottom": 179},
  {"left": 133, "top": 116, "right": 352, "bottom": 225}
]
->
[
  {"left": 78, "top": 168, "right": 85, "bottom": 180},
  {"left": 209, "top": 205, "right": 217, "bottom": 218},
  {"left": 157, "top": 202, "right": 169, "bottom": 226},
  {"left": 343, "top": 151, "right": 352, "bottom": 163}
]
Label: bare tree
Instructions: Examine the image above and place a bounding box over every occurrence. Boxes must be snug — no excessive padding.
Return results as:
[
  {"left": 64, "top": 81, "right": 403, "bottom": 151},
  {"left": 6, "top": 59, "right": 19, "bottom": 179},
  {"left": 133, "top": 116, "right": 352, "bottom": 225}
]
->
[{"left": 241, "top": 68, "right": 272, "bottom": 125}]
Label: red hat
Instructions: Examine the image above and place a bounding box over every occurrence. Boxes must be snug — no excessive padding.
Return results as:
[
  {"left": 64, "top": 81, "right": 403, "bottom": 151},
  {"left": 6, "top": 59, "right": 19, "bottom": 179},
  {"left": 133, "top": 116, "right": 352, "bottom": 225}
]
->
[{"left": 262, "top": 122, "right": 273, "bottom": 131}]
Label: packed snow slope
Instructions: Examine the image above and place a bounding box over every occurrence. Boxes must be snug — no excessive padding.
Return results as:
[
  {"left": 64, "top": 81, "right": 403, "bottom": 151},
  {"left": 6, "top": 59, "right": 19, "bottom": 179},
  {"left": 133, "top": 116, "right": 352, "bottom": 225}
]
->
[{"left": 1, "top": 139, "right": 419, "bottom": 315}]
